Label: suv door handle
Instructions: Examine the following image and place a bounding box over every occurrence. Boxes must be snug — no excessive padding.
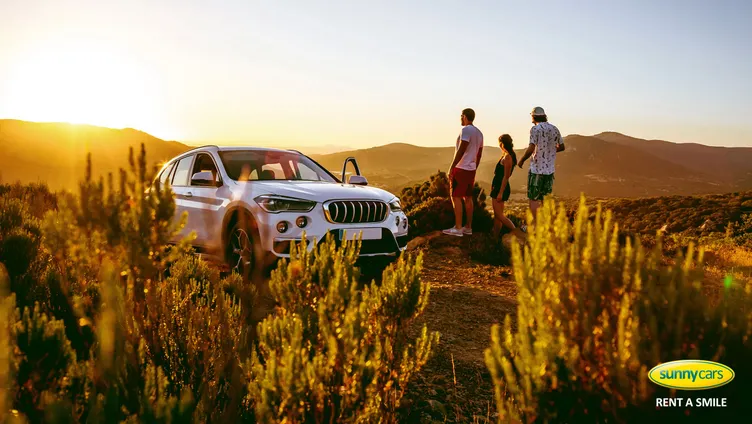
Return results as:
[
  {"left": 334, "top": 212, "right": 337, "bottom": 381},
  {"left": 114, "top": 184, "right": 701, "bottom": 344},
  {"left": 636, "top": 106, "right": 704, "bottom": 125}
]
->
[{"left": 185, "top": 192, "right": 193, "bottom": 198}]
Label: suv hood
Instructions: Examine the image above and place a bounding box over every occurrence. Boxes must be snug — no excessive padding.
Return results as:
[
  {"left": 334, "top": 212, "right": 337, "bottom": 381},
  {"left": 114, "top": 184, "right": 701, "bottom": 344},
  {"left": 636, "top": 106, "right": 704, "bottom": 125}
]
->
[{"left": 237, "top": 181, "right": 397, "bottom": 203}]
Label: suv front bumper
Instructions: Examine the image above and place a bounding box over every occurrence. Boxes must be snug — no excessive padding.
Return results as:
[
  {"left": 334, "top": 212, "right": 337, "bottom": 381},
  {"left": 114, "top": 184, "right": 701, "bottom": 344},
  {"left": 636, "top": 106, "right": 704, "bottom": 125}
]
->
[
  {"left": 272, "top": 228, "right": 408, "bottom": 257},
  {"left": 255, "top": 206, "right": 408, "bottom": 258}
]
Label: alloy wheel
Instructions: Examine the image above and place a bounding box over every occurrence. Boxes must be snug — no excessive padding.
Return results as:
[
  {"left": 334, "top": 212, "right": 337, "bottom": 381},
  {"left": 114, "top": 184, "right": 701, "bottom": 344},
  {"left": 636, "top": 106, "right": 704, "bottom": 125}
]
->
[{"left": 229, "top": 228, "right": 253, "bottom": 277}]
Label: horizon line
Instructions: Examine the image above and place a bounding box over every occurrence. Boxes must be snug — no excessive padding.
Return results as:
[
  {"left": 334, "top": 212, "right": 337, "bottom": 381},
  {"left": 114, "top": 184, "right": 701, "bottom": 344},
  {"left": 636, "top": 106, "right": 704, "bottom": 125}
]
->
[{"left": 1, "top": 117, "right": 748, "bottom": 150}]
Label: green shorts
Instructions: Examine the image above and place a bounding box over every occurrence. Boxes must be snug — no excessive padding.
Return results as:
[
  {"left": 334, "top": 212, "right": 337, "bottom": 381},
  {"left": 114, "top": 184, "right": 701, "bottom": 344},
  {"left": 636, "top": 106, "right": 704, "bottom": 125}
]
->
[{"left": 527, "top": 172, "right": 554, "bottom": 201}]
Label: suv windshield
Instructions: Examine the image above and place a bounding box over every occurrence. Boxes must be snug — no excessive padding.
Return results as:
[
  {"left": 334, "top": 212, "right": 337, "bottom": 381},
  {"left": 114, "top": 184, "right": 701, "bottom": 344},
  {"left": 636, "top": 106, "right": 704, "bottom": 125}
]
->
[{"left": 218, "top": 150, "right": 338, "bottom": 182}]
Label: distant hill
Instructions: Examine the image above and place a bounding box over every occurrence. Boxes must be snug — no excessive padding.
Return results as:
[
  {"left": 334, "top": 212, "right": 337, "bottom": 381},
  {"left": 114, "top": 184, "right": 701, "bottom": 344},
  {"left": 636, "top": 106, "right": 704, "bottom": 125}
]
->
[
  {"left": 313, "top": 134, "right": 752, "bottom": 197},
  {"left": 3, "top": 119, "right": 752, "bottom": 198},
  {"left": 593, "top": 132, "right": 752, "bottom": 189},
  {"left": 0, "top": 120, "right": 189, "bottom": 190}
]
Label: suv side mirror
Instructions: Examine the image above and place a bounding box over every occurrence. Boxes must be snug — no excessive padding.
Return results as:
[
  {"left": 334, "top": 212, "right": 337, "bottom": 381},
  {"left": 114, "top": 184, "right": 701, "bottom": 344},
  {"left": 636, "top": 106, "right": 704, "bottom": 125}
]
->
[
  {"left": 342, "top": 157, "right": 367, "bottom": 185},
  {"left": 191, "top": 171, "right": 220, "bottom": 187},
  {"left": 348, "top": 175, "right": 368, "bottom": 186}
]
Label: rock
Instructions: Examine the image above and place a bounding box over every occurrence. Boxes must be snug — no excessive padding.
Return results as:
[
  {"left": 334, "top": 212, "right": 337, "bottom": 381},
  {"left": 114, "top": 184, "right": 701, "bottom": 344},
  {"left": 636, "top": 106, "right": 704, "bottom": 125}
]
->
[
  {"left": 501, "top": 233, "right": 525, "bottom": 250},
  {"left": 423, "top": 230, "right": 444, "bottom": 242},
  {"left": 406, "top": 236, "right": 428, "bottom": 251},
  {"left": 405, "top": 231, "right": 446, "bottom": 251}
]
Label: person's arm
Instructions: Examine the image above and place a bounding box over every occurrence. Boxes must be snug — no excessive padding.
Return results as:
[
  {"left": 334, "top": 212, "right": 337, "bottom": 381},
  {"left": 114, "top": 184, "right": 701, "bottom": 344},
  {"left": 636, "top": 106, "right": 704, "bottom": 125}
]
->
[
  {"left": 498, "top": 155, "right": 513, "bottom": 200},
  {"left": 518, "top": 144, "right": 535, "bottom": 168},
  {"left": 518, "top": 127, "right": 538, "bottom": 168},
  {"left": 449, "top": 127, "right": 472, "bottom": 174},
  {"left": 555, "top": 128, "right": 566, "bottom": 152},
  {"left": 450, "top": 140, "right": 469, "bottom": 172}
]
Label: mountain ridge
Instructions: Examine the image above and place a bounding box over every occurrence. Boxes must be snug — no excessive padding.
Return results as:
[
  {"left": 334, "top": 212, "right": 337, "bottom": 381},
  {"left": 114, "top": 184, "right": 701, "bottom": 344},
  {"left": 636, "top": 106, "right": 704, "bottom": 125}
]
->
[{"left": 2, "top": 119, "right": 751, "bottom": 197}]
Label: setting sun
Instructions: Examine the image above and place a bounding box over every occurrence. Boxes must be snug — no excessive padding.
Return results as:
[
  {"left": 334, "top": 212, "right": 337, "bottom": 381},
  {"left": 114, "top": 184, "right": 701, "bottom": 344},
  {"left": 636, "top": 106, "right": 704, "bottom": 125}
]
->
[{"left": 2, "top": 39, "right": 176, "bottom": 139}]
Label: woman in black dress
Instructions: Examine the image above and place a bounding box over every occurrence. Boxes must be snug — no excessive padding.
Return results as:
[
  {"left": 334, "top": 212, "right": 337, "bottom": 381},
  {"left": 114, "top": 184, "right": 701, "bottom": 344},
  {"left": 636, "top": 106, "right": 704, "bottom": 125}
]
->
[{"left": 490, "top": 134, "right": 524, "bottom": 238}]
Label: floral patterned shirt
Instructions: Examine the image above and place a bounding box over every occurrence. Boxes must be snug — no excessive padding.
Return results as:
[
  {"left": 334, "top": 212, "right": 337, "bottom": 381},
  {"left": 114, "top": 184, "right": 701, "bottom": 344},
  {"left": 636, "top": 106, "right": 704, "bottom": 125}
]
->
[{"left": 529, "top": 122, "right": 562, "bottom": 175}]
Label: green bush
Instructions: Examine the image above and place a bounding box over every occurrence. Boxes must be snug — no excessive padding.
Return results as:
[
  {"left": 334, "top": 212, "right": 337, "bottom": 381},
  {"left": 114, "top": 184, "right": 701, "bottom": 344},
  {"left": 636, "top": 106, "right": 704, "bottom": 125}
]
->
[
  {"left": 0, "top": 195, "right": 52, "bottom": 313},
  {"left": 147, "top": 255, "right": 249, "bottom": 421},
  {"left": 400, "top": 172, "right": 451, "bottom": 212},
  {"left": 12, "top": 303, "right": 77, "bottom": 422},
  {"left": 0, "top": 268, "right": 20, "bottom": 424},
  {"left": 0, "top": 182, "right": 58, "bottom": 219},
  {"left": 485, "top": 196, "right": 752, "bottom": 422},
  {"left": 404, "top": 197, "right": 454, "bottom": 238},
  {"left": 246, "top": 235, "right": 439, "bottom": 423},
  {"left": 585, "top": 191, "right": 752, "bottom": 240}
]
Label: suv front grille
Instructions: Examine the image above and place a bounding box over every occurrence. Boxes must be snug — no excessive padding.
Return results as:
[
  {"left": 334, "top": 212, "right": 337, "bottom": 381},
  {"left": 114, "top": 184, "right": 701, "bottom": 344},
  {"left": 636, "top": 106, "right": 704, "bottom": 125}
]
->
[{"left": 325, "top": 200, "right": 388, "bottom": 224}]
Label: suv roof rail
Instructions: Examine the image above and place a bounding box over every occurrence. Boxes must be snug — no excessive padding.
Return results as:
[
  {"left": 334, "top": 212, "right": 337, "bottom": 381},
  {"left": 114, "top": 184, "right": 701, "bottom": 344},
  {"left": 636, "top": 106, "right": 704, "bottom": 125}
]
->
[
  {"left": 180, "top": 144, "right": 219, "bottom": 156},
  {"left": 182, "top": 145, "right": 219, "bottom": 154}
]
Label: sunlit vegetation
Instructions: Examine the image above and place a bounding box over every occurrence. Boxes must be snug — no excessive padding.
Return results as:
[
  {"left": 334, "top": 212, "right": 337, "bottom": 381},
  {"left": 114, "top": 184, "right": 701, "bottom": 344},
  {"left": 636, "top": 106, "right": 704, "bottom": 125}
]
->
[
  {"left": 486, "top": 197, "right": 752, "bottom": 422},
  {"left": 0, "top": 146, "right": 435, "bottom": 423},
  {"left": 3, "top": 147, "right": 752, "bottom": 422}
]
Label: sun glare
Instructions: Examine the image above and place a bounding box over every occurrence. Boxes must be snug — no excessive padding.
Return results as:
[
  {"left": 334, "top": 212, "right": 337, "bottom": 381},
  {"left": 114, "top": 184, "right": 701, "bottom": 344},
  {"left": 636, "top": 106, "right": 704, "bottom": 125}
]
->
[{"left": 3, "top": 40, "right": 176, "bottom": 139}]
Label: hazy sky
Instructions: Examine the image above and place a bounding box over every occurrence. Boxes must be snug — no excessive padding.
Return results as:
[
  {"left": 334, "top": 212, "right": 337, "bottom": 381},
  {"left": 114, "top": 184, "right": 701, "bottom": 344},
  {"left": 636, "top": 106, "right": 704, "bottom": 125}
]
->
[{"left": 1, "top": 0, "right": 751, "bottom": 148}]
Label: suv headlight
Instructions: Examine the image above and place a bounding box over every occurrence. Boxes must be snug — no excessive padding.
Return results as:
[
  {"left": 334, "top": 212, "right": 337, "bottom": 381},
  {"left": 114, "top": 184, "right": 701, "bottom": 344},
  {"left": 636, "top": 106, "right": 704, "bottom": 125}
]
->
[
  {"left": 388, "top": 197, "right": 402, "bottom": 212},
  {"left": 254, "top": 195, "right": 316, "bottom": 213}
]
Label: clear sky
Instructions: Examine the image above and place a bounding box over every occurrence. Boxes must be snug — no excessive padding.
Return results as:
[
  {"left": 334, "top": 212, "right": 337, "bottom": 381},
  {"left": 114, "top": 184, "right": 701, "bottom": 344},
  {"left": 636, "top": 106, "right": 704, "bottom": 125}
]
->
[{"left": 1, "top": 0, "right": 751, "bottom": 148}]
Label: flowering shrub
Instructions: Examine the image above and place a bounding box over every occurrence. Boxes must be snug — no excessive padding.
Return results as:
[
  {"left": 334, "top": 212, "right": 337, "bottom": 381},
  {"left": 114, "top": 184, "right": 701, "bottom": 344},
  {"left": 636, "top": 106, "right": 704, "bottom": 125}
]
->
[{"left": 485, "top": 196, "right": 752, "bottom": 422}]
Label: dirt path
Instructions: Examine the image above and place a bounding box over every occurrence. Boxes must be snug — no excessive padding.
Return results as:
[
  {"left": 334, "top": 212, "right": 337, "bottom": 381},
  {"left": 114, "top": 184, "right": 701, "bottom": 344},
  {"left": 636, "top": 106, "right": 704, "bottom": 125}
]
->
[{"left": 401, "top": 232, "right": 518, "bottom": 423}]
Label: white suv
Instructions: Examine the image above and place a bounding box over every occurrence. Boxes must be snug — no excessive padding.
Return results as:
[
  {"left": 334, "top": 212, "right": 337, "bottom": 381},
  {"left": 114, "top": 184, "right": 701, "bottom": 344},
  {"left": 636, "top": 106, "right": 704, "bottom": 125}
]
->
[{"left": 154, "top": 145, "right": 408, "bottom": 276}]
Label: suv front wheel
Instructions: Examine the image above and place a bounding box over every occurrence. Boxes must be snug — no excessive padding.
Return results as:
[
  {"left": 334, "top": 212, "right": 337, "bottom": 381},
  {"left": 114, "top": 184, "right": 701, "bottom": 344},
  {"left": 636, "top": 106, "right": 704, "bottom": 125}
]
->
[{"left": 226, "top": 220, "right": 256, "bottom": 280}]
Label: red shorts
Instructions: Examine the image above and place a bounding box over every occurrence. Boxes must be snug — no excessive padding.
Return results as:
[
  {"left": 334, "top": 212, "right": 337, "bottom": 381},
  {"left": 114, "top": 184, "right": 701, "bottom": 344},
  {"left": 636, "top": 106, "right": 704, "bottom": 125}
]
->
[{"left": 450, "top": 168, "right": 476, "bottom": 198}]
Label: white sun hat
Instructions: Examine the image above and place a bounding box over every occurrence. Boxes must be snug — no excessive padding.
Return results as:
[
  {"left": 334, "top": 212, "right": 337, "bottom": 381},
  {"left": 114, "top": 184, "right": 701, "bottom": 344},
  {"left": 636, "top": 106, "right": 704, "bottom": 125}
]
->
[{"left": 531, "top": 106, "right": 546, "bottom": 116}]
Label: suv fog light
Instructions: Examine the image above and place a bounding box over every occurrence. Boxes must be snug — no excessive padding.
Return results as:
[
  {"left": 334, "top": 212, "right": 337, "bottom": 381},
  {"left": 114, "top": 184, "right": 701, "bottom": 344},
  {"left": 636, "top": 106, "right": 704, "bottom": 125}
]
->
[
  {"left": 395, "top": 216, "right": 401, "bottom": 227},
  {"left": 277, "top": 221, "right": 289, "bottom": 233},
  {"left": 296, "top": 216, "right": 308, "bottom": 228},
  {"left": 403, "top": 218, "right": 408, "bottom": 229}
]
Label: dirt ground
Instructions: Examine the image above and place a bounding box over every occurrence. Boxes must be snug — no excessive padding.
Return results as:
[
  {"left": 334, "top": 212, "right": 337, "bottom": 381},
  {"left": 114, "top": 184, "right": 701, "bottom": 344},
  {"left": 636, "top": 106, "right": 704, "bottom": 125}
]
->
[{"left": 399, "top": 232, "right": 518, "bottom": 423}]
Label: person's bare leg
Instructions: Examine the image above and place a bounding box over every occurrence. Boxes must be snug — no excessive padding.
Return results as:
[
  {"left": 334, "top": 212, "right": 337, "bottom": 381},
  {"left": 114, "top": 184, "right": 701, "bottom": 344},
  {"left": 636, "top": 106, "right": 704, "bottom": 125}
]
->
[
  {"left": 452, "top": 196, "right": 463, "bottom": 229},
  {"left": 464, "top": 196, "right": 473, "bottom": 229},
  {"left": 497, "top": 201, "right": 526, "bottom": 239},
  {"left": 492, "top": 199, "right": 503, "bottom": 236},
  {"left": 529, "top": 199, "right": 541, "bottom": 225}
]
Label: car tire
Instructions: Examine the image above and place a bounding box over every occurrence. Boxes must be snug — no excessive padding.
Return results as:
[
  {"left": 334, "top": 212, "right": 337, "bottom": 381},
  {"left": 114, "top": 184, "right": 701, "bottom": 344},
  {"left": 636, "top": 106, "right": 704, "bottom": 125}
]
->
[{"left": 226, "top": 219, "right": 257, "bottom": 281}]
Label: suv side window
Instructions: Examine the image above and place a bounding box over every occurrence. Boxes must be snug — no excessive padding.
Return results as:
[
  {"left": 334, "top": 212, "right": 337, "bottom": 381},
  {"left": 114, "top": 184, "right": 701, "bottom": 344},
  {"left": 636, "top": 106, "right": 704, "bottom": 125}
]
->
[
  {"left": 158, "top": 162, "right": 176, "bottom": 187},
  {"left": 190, "top": 153, "right": 220, "bottom": 186},
  {"left": 172, "top": 155, "right": 194, "bottom": 187}
]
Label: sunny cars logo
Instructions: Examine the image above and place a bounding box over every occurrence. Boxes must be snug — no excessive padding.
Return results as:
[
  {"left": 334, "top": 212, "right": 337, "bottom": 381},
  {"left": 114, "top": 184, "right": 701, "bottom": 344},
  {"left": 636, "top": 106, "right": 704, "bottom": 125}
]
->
[{"left": 648, "top": 360, "right": 734, "bottom": 390}]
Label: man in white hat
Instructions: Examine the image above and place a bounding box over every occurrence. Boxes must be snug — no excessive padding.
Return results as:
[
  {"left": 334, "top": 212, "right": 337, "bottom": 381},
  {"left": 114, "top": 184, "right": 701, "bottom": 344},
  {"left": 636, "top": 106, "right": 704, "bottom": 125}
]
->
[{"left": 517, "top": 106, "right": 565, "bottom": 226}]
